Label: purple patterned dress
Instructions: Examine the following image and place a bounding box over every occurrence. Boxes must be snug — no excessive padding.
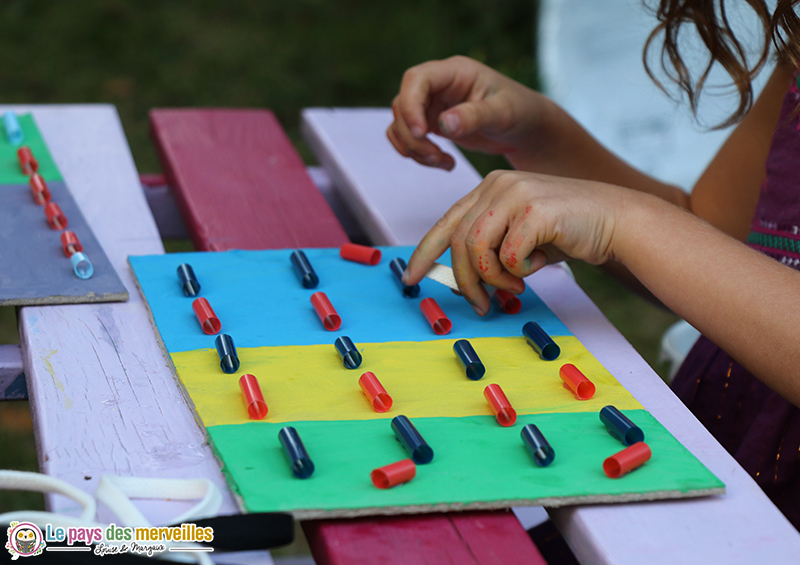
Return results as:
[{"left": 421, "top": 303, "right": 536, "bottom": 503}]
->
[{"left": 671, "top": 72, "right": 800, "bottom": 529}]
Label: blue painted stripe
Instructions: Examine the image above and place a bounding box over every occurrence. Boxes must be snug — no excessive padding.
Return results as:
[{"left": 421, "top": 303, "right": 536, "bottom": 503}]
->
[{"left": 129, "top": 246, "right": 572, "bottom": 353}]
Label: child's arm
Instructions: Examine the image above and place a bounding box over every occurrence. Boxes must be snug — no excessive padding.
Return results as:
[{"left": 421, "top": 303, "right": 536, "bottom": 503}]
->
[
  {"left": 689, "top": 63, "right": 792, "bottom": 240},
  {"left": 404, "top": 172, "right": 800, "bottom": 406},
  {"left": 389, "top": 56, "right": 688, "bottom": 205},
  {"left": 390, "top": 57, "right": 791, "bottom": 240},
  {"left": 393, "top": 57, "right": 792, "bottom": 305}
]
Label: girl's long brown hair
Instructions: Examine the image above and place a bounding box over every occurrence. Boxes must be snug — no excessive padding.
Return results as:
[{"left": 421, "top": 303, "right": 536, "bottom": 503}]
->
[{"left": 644, "top": 0, "right": 800, "bottom": 127}]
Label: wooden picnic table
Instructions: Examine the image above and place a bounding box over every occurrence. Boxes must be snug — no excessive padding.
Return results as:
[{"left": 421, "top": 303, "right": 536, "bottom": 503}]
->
[{"left": 6, "top": 104, "right": 800, "bottom": 564}]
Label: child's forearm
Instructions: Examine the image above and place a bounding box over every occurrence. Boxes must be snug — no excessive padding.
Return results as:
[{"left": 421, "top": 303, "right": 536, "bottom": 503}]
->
[{"left": 616, "top": 191, "right": 800, "bottom": 406}]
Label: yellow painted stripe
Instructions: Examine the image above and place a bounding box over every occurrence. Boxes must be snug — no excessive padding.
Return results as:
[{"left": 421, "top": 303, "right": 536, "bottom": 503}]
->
[{"left": 172, "top": 336, "right": 642, "bottom": 426}]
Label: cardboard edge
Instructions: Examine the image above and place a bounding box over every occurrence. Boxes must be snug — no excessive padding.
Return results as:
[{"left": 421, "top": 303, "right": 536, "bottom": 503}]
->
[
  {"left": 127, "top": 255, "right": 248, "bottom": 515},
  {"left": 291, "top": 486, "right": 726, "bottom": 520}
]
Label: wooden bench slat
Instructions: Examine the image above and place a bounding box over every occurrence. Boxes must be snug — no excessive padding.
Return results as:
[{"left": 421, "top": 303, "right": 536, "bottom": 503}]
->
[
  {"left": 11, "top": 106, "right": 244, "bottom": 521},
  {"left": 149, "top": 108, "right": 349, "bottom": 251},
  {"left": 303, "top": 512, "right": 545, "bottom": 565}
]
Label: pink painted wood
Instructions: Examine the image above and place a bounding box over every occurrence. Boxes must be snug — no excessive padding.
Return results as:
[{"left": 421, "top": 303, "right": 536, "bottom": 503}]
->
[
  {"left": 304, "top": 511, "right": 545, "bottom": 565},
  {"left": 12, "top": 106, "right": 245, "bottom": 525},
  {"left": 149, "top": 108, "right": 348, "bottom": 251},
  {"left": 149, "top": 108, "right": 545, "bottom": 564}
]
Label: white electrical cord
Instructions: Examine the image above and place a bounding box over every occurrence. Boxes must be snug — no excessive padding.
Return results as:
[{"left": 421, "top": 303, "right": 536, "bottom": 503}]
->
[{"left": 0, "top": 470, "right": 221, "bottom": 565}]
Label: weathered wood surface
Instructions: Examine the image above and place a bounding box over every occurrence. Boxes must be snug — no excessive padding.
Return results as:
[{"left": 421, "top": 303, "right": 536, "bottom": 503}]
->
[
  {"left": 304, "top": 511, "right": 541, "bottom": 565},
  {"left": 9, "top": 106, "right": 246, "bottom": 529},
  {"left": 301, "top": 106, "right": 800, "bottom": 565},
  {"left": 150, "top": 108, "right": 349, "bottom": 252}
]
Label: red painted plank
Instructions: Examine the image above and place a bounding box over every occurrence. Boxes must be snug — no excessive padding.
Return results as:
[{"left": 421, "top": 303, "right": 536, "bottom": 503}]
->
[
  {"left": 304, "top": 512, "right": 543, "bottom": 565},
  {"left": 449, "top": 511, "right": 547, "bottom": 565},
  {"left": 149, "top": 108, "right": 348, "bottom": 251},
  {"left": 149, "top": 108, "right": 543, "bottom": 564},
  {"left": 303, "top": 515, "right": 482, "bottom": 565}
]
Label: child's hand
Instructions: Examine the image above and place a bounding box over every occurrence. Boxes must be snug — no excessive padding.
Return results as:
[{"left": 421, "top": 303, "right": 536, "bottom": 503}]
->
[
  {"left": 387, "top": 56, "right": 551, "bottom": 171},
  {"left": 403, "top": 171, "right": 624, "bottom": 315}
]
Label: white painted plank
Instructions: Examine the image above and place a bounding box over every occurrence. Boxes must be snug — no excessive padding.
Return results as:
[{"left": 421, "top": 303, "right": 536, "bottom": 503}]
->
[
  {"left": 302, "top": 107, "right": 482, "bottom": 246},
  {"left": 301, "top": 107, "right": 800, "bottom": 564},
  {"left": 6, "top": 106, "right": 245, "bottom": 526}
]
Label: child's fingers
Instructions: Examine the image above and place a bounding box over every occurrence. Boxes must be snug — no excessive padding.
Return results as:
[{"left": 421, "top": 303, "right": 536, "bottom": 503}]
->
[
  {"left": 500, "top": 206, "right": 571, "bottom": 277},
  {"left": 404, "top": 191, "right": 482, "bottom": 285},
  {"left": 390, "top": 100, "right": 454, "bottom": 169},
  {"left": 386, "top": 122, "right": 410, "bottom": 157},
  {"left": 439, "top": 98, "right": 497, "bottom": 140},
  {"left": 465, "top": 207, "right": 527, "bottom": 293},
  {"left": 396, "top": 61, "right": 450, "bottom": 139},
  {"left": 450, "top": 230, "right": 491, "bottom": 316}
]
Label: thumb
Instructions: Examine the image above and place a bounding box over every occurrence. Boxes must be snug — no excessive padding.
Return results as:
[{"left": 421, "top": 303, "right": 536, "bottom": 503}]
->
[{"left": 438, "top": 99, "right": 496, "bottom": 138}]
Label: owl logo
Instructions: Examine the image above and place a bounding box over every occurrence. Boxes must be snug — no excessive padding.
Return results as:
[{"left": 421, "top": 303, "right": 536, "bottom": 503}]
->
[{"left": 5, "top": 522, "right": 45, "bottom": 559}]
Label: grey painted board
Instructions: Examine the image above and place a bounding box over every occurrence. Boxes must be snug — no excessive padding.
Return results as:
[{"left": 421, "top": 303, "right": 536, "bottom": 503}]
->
[{"left": 0, "top": 180, "right": 128, "bottom": 305}]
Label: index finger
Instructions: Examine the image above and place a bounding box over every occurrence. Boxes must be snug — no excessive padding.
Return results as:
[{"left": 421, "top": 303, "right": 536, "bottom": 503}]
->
[
  {"left": 404, "top": 190, "right": 481, "bottom": 285},
  {"left": 396, "top": 59, "right": 463, "bottom": 139}
]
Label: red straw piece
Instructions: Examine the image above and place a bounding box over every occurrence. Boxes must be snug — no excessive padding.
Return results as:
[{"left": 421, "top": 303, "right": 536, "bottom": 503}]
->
[
  {"left": 310, "top": 292, "right": 341, "bottom": 331},
  {"left": 44, "top": 202, "right": 67, "bottom": 230},
  {"left": 483, "top": 383, "right": 517, "bottom": 427},
  {"left": 420, "top": 297, "right": 452, "bottom": 335},
  {"left": 603, "top": 442, "right": 651, "bottom": 478},
  {"left": 340, "top": 243, "right": 382, "bottom": 266},
  {"left": 60, "top": 231, "right": 83, "bottom": 257},
  {"left": 192, "top": 297, "right": 221, "bottom": 335},
  {"left": 17, "top": 146, "right": 38, "bottom": 175},
  {"left": 359, "top": 371, "right": 393, "bottom": 413},
  {"left": 29, "top": 173, "right": 51, "bottom": 205},
  {"left": 494, "top": 289, "right": 522, "bottom": 314},
  {"left": 559, "top": 364, "right": 596, "bottom": 400},
  {"left": 371, "top": 459, "right": 416, "bottom": 489},
  {"left": 239, "top": 374, "right": 268, "bottom": 420}
]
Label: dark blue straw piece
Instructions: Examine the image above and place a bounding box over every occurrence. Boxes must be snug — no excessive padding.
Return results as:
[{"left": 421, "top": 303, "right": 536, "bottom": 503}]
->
[
  {"left": 290, "top": 250, "right": 319, "bottom": 289},
  {"left": 389, "top": 257, "right": 420, "bottom": 298},
  {"left": 215, "top": 333, "right": 240, "bottom": 374},
  {"left": 599, "top": 405, "right": 645, "bottom": 446},
  {"left": 278, "top": 427, "right": 315, "bottom": 479},
  {"left": 391, "top": 415, "right": 433, "bottom": 464},
  {"left": 453, "top": 339, "right": 485, "bottom": 380},
  {"left": 334, "top": 336, "right": 362, "bottom": 369},
  {"left": 522, "top": 321, "right": 560, "bottom": 361},
  {"left": 521, "top": 424, "right": 556, "bottom": 467},
  {"left": 177, "top": 263, "right": 200, "bottom": 297}
]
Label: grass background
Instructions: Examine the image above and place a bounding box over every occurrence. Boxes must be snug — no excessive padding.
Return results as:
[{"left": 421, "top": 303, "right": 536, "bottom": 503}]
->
[{"left": 0, "top": 0, "right": 679, "bottom": 552}]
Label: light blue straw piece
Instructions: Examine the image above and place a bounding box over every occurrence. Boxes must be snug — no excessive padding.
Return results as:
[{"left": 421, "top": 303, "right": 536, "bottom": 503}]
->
[
  {"left": 2, "top": 112, "right": 24, "bottom": 146},
  {"left": 70, "top": 252, "right": 94, "bottom": 279}
]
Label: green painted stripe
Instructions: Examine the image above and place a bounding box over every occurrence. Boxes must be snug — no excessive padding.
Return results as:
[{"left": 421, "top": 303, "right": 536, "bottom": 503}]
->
[
  {"left": 0, "top": 114, "right": 62, "bottom": 184},
  {"left": 207, "top": 411, "right": 723, "bottom": 514}
]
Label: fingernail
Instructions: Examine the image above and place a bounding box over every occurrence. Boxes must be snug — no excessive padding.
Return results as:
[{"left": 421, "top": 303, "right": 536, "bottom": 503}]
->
[
  {"left": 401, "top": 271, "right": 411, "bottom": 284},
  {"left": 410, "top": 125, "right": 424, "bottom": 139},
  {"left": 472, "top": 303, "right": 485, "bottom": 317},
  {"left": 425, "top": 154, "right": 439, "bottom": 166},
  {"left": 440, "top": 113, "right": 460, "bottom": 136},
  {"left": 438, "top": 158, "right": 455, "bottom": 171}
]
